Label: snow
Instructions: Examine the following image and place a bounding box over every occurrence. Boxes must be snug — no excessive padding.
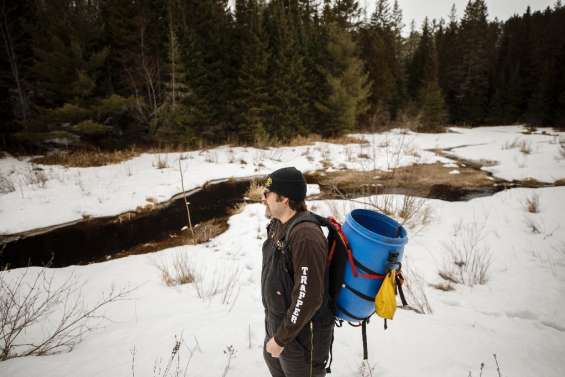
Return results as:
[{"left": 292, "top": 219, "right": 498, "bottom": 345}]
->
[
  {"left": 1, "top": 125, "right": 565, "bottom": 377},
  {"left": 2, "top": 125, "right": 564, "bottom": 235}
]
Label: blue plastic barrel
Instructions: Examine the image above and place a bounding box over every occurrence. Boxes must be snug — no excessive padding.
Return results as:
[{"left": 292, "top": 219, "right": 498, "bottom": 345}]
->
[{"left": 335, "top": 209, "right": 408, "bottom": 322}]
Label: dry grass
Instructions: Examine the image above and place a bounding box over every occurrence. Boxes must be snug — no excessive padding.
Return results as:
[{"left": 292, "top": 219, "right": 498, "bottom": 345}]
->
[
  {"left": 439, "top": 220, "right": 492, "bottom": 286},
  {"left": 152, "top": 154, "right": 170, "bottom": 169},
  {"left": 524, "top": 193, "right": 540, "bottom": 213},
  {"left": 524, "top": 216, "right": 542, "bottom": 234},
  {"left": 519, "top": 140, "right": 532, "bottom": 154},
  {"left": 402, "top": 261, "right": 433, "bottom": 314},
  {"left": 398, "top": 195, "right": 427, "bottom": 225},
  {"left": 310, "top": 162, "right": 495, "bottom": 200},
  {"left": 23, "top": 168, "right": 48, "bottom": 188},
  {"left": 187, "top": 220, "right": 227, "bottom": 245},
  {"left": 430, "top": 281, "right": 455, "bottom": 291},
  {"left": 228, "top": 202, "right": 246, "bottom": 216},
  {"left": 0, "top": 176, "right": 15, "bottom": 193},
  {"left": 245, "top": 180, "right": 265, "bottom": 202},
  {"left": 32, "top": 148, "right": 139, "bottom": 167},
  {"left": 502, "top": 138, "right": 532, "bottom": 154},
  {"left": 255, "top": 133, "right": 367, "bottom": 149},
  {"left": 153, "top": 252, "right": 195, "bottom": 287}
]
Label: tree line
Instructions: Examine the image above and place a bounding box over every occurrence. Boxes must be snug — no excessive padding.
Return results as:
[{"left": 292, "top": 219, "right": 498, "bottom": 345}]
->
[{"left": 1, "top": 0, "right": 564, "bottom": 151}]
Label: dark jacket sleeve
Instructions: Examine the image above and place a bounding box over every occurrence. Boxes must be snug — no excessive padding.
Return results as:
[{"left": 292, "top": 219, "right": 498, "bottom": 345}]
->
[{"left": 274, "top": 222, "right": 327, "bottom": 346}]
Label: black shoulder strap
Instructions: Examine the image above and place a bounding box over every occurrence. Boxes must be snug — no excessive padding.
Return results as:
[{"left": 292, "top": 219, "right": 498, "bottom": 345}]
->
[{"left": 281, "top": 211, "right": 324, "bottom": 248}]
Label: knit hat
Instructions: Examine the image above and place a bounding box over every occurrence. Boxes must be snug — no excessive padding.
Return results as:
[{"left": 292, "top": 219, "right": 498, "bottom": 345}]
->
[{"left": 265, "top": 167, "right": 307, "bottom": 202}]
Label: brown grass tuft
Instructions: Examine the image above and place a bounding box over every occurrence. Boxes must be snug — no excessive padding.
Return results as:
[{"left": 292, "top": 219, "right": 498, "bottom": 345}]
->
[
  {"left": 32, "top": 148, "right": 139, "bottom": 167},
  {"left": 524, "top": 193, "right": 540, "bottom": 213},
  {"left": 153, "top": 252, "right": 195, "bottom": 286},
  {"left": 245, "top": 180, "right": 265, "bottom": 202},
  {"left": 188, "top": 219, "right": 226, "bottom": 245},
  {"left": 152, "top": 154, "right": 170, "bottom": 169},
  {"left": 228, "top": 202, "right": 246, "bottom": 216}
]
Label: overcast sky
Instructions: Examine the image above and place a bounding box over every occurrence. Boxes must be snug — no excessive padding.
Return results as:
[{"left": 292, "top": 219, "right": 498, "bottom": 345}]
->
[{"left": 361, "top": 0, "right": 557, "bottom": 31}]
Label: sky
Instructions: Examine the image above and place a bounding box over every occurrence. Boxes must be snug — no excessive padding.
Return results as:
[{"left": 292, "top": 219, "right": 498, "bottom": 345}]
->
[{"left": 362, "top": 0, "right": 557, "bottom": 30}]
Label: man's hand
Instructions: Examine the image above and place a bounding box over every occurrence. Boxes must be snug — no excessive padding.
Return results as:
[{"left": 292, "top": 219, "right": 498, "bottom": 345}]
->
[{"left": 266, "top": 337, "right": 284, "bottom": 358}]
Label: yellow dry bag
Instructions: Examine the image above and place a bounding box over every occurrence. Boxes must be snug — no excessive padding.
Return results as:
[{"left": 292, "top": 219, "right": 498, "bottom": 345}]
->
[{"left": 375, "top": 270, "right": 397, "bottom": 320}]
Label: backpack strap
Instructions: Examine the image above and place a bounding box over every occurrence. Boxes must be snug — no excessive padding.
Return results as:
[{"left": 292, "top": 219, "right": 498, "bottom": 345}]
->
[{"left": 278, "top": 211, "right": 323, "bottom": 252}]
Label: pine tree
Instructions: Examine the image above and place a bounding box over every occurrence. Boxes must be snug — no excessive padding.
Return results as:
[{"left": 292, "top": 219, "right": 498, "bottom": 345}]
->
[
  {"left": 316, "top": 22, "right": 371, "bottom": 136},
  {"left": 456, "top": 0, "right": 494, "bottom": 124},
  {"left": 263, "top": 0, "right": 308, "bottom": 140},
  {"left": 31, "top": 0, "right": 108, "bottom": 108},
  {"left": 407, "top": 18, "right": 446, "bottom": 130},
  {"left": 233, "top": 0, "right": 270, "bottom": 143},
  {"left": 358, "top": 0, "right": 405, "bottom": 123},
  {"left": 436, "top": 4, "right": 462, "bottom": 122},
  {"left": 175, "top": 0, "right": 237, "bottom": 143},
  {"left": 151, "top": 0, "right": 194, "bottom": 144},
  {"left": 332, "top": 0, "right": 361, "bottom": 30},
  {"left": 0, "top": 0, "right": 33, "bottom": 132}
]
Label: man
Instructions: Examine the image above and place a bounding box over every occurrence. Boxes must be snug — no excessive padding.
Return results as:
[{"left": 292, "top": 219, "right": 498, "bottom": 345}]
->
[{"left": 261, "top": 167, "right": 334, "bottom": 377}]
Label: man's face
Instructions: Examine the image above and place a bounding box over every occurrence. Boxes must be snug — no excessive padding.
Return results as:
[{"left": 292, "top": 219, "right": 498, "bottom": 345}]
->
[{"left": 262, "top": 189, "right": 287, "bottom": 220}]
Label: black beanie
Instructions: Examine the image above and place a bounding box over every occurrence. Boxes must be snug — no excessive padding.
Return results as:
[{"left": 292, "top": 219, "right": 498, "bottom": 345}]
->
[{"left": 265, "top": 167, "right": 307, "bottom": 202}]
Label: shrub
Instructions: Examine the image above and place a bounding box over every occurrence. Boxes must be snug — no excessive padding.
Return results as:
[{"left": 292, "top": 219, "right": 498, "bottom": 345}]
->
[
  {"left": 46, "top": 103, "right": 93, "bottom": 124},
  {"left": 245, "top": 180, "right": 264, "bottom": 202},
  {"left": 71, "top": 120, "right": 113, "bottom": 137},
  {"left": 95, "top": 94, "right": 137, "bottom": 116},
  {"left": 153, "top": 252, "right": 195, "bottom": 287},
  {"left": 0, "top": 268, "right": 131, "bottom": 361},
  {"left": 31, "top": 148, "right": 139, "bottom": 167},
  {"left": 0, "top": 176, "right": 15, "bottom": 194},
  {"left": 524, "top": 193, "right": 540, "bottom": 213},
  {"left": 439, "top": 221, "right": 492, "bottom": 286},
  {"left": 519, "top": 140, "right": 532, "bottom": 154},
  {"left": 402, "top": 261, "right": 432, "bottom": 314},
  {"left": 152, "top": 154, "right": 170, "bottom": 169}
]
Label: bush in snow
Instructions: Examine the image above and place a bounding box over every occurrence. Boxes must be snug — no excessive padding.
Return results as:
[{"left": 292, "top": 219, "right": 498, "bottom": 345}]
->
[
  {"left": 402, "top": 260, "right": 433, "bottom": 314},
  {"left": 244, "top": 180, "right": 264, "bottom": 202},
  {"left": 0, "top": 176, "right": 15, "bottom": 194},
  {"left": 152, "top": 252, "right": 195, "bottom": 287},
  {"left": 153, "top": 154, "right": 170, "bottom": 169},
  {"left": 559, "top": 142, "right": 565, "bottom": 159},
  {"left": 0, "top": 267, "right": 131, "bottom": 361},
  {"left": 439, "top": 220, "right": 492, "bottom": 286},
  {"left": 523, "top": 193, "right": 540, "bottom": 213},
  {"left": 132, "top": 335, "right": 197, "bottom": 377}
]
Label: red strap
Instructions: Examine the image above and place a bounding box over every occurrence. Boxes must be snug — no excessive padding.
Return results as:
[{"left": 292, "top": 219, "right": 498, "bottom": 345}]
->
[{"left": 326, "top": 217, "right": 385, "bottom": 280}]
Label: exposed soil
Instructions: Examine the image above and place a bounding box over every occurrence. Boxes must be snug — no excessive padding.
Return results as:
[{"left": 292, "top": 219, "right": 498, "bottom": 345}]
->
[
  {"left": 306, "top": 162, "right": 505, "bottom": 201},
  {"left": 2, "top": 152, "right": 562, "bottom": 269}
]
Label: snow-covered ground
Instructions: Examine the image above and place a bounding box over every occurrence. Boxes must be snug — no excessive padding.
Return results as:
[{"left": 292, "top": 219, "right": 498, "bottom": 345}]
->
[
  {"left": 2, "top": 125, "right": 564, "bottom": 235},
  {"left": 1, "top": 125, "right": 565, "bottom": 377}
]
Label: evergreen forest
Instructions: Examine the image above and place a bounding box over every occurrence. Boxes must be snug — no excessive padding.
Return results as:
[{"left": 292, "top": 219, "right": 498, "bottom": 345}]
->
[{"left": 1, "top": 0, "right": 565, "bottom": 151}]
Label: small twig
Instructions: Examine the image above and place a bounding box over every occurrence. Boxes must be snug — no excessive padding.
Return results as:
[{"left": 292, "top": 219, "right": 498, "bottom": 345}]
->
[
  {"left": 221, "top": 345, "right": 236, "bottom": 377},
  {"left": 178, "top": 159, "right": 194, "bottom": 239},
  {"left": 130, "top": 345, "right": 136, "bottom": 377},
  {"left": 493, "top": 353, "right": 502, "bottom": 377}
]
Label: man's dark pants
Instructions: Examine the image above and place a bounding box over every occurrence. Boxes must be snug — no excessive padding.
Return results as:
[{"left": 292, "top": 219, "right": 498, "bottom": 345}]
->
[{"left": 263, "top": 315, "right": 334, "bottom": 377}]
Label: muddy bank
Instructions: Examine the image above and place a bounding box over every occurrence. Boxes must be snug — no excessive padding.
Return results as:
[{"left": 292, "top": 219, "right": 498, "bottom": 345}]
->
[
  {"left": 0, "top": 178, "right": 252, "bottom": 269},
  {"left": 3, "top": 162, "right": 561, "bottom": 269},
  {"left": 305, "top": 162, "right": 509, "bottom": 201}
]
